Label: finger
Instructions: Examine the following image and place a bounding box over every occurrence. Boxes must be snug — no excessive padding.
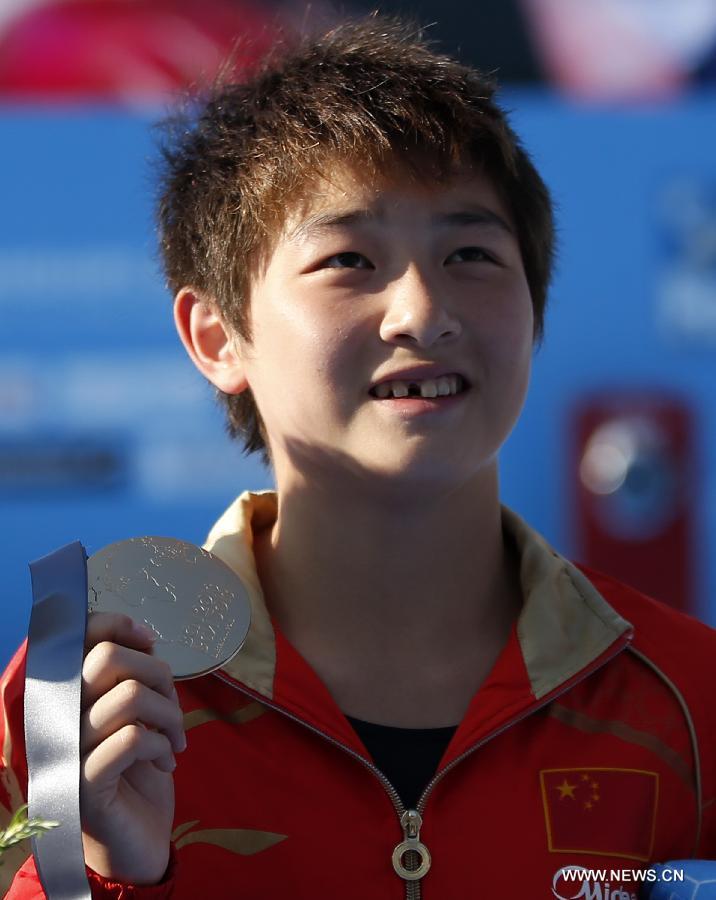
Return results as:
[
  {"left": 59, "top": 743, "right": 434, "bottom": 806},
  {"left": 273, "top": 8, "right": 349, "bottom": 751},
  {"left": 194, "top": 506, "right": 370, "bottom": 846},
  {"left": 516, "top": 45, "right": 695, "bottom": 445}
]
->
[
  {"left": 85, "top": 611, "right": 157, "bottom": 653},
  {"left": 83, "top": 724, "right": 176, "bottom": 792},
  {"left": 82, "top": 642, "right": 174, "bottom": 710},
  {"left": 81, "top": 679, "right": 186, "bottom": 756}
]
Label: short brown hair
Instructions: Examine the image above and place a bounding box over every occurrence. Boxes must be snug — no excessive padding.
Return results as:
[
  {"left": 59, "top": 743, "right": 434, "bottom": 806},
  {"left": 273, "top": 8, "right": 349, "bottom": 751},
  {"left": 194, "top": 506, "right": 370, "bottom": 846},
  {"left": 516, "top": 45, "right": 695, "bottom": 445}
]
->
[{"left": 156, "top": 16, "right": 555, "bottom": 468}]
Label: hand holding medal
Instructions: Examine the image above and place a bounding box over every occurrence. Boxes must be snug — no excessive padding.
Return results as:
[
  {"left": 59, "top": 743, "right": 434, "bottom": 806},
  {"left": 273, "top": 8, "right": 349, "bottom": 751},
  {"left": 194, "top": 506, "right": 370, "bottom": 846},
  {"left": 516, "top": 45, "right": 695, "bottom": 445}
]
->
[{"left": 24, "top": 537, "right": 252, "bottom": 897}]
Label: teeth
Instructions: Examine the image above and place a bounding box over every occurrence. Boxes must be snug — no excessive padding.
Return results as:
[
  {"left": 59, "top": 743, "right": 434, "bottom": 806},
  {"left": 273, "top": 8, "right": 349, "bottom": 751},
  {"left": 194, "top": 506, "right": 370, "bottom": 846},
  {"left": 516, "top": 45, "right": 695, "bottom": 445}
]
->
[
  {"left": 374, "top": 382, "right": 392, "bottom": 399},
  {"left": 419, "top": 379, "right": 438, "bottom": 398},
  {"left": 372, "top": 374, "right": 465, "bottom": 399}
]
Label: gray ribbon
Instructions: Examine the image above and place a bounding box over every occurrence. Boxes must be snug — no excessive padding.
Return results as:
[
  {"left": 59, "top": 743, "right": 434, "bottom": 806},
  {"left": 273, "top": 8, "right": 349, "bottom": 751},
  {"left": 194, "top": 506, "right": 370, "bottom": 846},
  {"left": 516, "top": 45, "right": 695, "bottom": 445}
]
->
[{"left": 25, "top": 542, "right": 92, "bottom": 899}]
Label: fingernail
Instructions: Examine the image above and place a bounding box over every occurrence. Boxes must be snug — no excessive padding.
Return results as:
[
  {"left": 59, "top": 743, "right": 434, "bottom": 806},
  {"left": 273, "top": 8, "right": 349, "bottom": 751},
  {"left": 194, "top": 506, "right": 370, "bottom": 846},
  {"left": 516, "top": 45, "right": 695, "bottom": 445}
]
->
[
  {"left": 178, "top": 732, "right": 187, "bottom": 752},
  {"left": 132, "top": 621, "right": 157, "bottom": 642}
]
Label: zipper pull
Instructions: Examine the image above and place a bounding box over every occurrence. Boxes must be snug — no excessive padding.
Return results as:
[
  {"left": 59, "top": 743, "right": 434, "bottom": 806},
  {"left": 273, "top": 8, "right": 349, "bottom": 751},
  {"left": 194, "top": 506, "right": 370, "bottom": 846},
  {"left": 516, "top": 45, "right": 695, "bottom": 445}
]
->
[{"left": 392, "top": 809, "right": 431, "bottom": 882}]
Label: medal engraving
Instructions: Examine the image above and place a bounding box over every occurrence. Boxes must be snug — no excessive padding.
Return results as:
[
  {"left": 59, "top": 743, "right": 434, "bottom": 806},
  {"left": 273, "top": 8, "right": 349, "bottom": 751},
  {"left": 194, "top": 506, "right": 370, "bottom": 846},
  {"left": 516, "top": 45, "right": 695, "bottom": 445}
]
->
[{"left": 87, "top": 537, "right": 252, "bottom": 679}]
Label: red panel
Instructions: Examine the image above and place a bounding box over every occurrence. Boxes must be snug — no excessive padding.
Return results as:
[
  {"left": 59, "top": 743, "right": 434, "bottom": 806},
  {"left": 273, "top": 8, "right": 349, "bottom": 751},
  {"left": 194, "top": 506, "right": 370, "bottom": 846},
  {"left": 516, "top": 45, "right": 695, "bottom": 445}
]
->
[
  {"left": 0, "top": 0, "right": 278, "bottom": 101},
  {"left": 571, "top": 391, "right": 696, "bottom": 612}
]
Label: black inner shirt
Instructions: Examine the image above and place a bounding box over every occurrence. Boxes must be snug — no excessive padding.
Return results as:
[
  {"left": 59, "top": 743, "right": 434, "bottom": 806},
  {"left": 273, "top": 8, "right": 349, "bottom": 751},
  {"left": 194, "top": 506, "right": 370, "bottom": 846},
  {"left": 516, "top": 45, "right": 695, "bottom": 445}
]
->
[{"left": 346, "top": 715, "right": 458, "bottom": 810}]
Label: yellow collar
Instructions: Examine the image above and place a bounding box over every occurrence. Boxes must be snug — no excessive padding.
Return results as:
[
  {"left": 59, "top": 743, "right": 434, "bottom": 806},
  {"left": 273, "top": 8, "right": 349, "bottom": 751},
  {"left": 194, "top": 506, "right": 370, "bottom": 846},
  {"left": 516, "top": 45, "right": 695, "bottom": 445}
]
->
[{"left": 204, "top": 490, "right": 631, "bottom": 701}]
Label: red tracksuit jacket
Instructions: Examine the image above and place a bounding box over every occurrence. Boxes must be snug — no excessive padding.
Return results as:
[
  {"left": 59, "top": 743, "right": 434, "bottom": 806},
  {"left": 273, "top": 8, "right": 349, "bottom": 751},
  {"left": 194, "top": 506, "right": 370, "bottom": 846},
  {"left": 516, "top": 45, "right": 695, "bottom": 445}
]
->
[{"left": 2, "top": 491, "right": 715, "bottom": 899}]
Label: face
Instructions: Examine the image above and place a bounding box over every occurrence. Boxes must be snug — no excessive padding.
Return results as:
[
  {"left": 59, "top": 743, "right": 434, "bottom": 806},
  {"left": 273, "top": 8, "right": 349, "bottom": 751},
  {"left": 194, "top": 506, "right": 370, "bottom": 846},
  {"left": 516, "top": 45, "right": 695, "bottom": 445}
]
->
[{"left": 236, "top": 166, "right": 534, "bottom": 493}]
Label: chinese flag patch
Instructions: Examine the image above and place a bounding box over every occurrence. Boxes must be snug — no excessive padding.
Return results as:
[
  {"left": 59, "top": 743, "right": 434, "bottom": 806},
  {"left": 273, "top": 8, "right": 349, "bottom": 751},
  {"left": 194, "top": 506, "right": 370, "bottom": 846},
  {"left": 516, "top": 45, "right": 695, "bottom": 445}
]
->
[{"left": 540, "top": 768, "right": 658, "bottom": 861}]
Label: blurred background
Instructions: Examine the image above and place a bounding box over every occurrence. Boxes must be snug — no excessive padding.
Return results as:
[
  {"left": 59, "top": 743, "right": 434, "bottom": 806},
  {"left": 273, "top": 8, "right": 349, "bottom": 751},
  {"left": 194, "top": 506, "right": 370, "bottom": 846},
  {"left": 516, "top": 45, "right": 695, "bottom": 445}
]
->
[{"left": 1, "top": 0, "right": 715, "bottom": 668}]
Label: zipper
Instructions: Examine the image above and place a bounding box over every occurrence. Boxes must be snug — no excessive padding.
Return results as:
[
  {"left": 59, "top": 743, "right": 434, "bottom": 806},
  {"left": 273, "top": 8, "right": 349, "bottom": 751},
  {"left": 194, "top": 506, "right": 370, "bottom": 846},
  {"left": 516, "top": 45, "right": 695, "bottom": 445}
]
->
[
  {"left": 214, "top": 633, "right": 631, "bottom": 900},
  {"left": 393, "top": 809, "right": 430, "bottom": 900},
  {"left": 214, "top": 671, "right": 422, "bottom": 896}
]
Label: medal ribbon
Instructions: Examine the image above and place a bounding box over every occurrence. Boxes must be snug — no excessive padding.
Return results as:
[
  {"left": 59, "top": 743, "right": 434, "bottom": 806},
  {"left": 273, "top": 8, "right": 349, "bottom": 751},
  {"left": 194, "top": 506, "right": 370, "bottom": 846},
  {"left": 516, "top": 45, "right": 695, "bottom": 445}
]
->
[{"left": 25, "top": 542, "right": 92, "bottom": 899}]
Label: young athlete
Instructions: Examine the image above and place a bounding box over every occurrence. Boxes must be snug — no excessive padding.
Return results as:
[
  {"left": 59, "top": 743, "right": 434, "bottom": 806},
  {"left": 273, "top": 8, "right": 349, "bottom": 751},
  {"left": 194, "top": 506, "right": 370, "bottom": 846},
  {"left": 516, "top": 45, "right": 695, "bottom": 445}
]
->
[{"left": 2, "top": 16, "right": 715, "bottom": 899}]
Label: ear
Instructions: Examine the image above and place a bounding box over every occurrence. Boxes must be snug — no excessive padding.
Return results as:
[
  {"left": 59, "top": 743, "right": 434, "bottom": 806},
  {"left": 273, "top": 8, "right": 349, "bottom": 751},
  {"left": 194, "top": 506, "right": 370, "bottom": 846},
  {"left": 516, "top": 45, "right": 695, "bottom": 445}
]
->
[{"left": 174, "top": 287, "right": 248, "bottom": 394}]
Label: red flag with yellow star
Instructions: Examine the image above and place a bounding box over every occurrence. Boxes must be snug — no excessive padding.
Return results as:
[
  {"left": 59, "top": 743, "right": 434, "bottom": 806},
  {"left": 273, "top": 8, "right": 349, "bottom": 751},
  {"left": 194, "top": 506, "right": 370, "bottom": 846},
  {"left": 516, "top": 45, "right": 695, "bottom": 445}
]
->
[{"left": 540, "top": 768, "right": 658, "bottom": 861}]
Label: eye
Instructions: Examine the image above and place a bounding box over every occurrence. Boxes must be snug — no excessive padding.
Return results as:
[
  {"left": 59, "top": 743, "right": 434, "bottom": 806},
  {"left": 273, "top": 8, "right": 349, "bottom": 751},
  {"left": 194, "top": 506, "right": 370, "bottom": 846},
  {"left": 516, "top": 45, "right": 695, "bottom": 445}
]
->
[
  {"left": 322, "top": 251, "right": 374, "bottom": 270},
  {"left": 445, "top": 246, "right": 496, "bottom": 265}
]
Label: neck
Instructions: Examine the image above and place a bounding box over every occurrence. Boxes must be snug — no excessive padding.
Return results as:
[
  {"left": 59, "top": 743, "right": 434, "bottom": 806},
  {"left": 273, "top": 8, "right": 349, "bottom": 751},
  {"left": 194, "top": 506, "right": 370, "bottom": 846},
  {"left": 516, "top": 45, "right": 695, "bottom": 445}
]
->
[{"left": 253, "top": 466, "right": 523, "bottom": 726}]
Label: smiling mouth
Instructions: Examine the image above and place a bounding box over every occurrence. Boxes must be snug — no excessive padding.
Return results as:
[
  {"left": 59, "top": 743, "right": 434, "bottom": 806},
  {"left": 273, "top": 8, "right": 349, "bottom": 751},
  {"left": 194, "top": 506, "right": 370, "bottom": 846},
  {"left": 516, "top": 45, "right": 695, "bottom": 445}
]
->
[{"left": 369, "top": 373, "right": 469, "bottom": 400}]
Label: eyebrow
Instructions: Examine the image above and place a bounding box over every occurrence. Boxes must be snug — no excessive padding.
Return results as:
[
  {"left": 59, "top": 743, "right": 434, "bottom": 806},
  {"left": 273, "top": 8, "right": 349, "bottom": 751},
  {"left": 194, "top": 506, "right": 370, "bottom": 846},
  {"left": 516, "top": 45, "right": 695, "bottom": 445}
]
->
[
  {"left": 442, "top": 209, "right": 514, "bottom": 234},
  {"left": 289, "top": 209, "right": 376, "bottom": 242},
  {"left": 289, "top": 205, "right": 514, "bottom": 242}
]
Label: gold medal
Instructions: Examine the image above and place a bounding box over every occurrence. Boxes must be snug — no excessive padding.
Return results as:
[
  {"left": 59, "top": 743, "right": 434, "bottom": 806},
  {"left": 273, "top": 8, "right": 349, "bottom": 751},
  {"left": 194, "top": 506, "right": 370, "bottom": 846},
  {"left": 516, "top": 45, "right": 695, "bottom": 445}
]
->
[{"left": 87, "top": 536, "right": 251, "bottom": 679}]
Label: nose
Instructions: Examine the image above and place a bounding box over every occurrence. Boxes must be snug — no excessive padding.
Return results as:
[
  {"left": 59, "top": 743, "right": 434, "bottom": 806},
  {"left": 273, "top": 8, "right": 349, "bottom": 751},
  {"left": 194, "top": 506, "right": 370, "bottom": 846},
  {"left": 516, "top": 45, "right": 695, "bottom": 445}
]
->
[{"left": 379, "top": 265, "right": 461, "bottom": 348}]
